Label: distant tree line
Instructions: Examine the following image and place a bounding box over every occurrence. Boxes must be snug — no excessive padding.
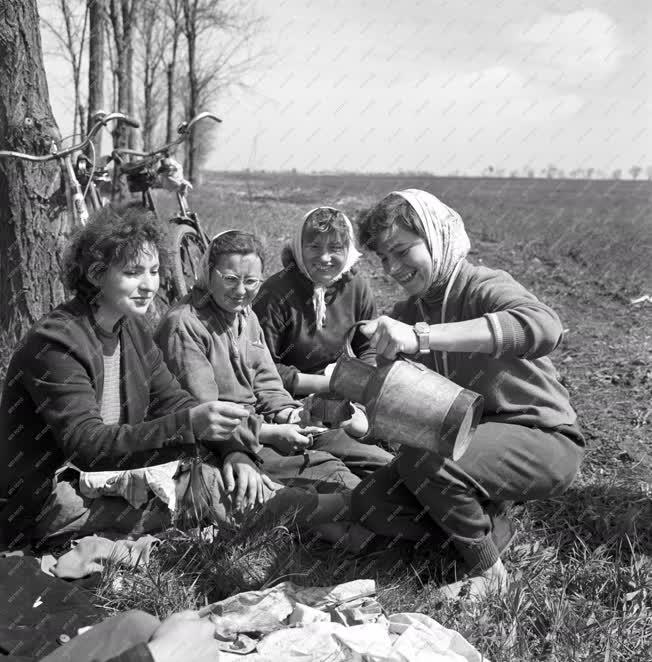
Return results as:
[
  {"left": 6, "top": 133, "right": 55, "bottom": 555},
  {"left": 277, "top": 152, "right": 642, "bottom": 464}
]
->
[{"left": 479, "top": 164, "right": 651, "bottom": 180}]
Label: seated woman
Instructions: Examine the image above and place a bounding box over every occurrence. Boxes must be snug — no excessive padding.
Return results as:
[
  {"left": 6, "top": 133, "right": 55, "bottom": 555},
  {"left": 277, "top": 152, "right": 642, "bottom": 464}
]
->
[
  {"left": 155, "top": 230, "right": 361, "bottom": 495},
  {"left": 252, "top": 207, "right": 393, "bottom": 477},
  {"left": 353, "top": 189, "right": 585, "bottom": 600},
  {"left": 0, "top": 207, "right": 343, "bottom": 550}
]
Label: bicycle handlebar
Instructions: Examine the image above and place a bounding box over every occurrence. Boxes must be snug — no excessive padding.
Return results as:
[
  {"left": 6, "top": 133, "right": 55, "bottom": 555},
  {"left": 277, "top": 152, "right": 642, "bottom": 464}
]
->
[
  {"left": 112, "top": 112, "right": 222, "bottom": 163},
  {"left": 0, "top": 111, "right": 140, "bottom": 162}
]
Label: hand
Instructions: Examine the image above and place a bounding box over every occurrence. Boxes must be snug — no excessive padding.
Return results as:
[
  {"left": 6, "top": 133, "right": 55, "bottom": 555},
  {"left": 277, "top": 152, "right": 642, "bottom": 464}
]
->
[
  {"left": 147, "top": 611, "right": 218, "bottom": 662},
  {"left": 359, "top": 316, "right": 419, "bottom": 360},
  {"left": 340, "top": 404, "right": 369, "bottom": 438},
  {"left": 190, "top": 401, "right": 250, "bottom": 441},
  {"left": 223, "top": 451, "right": 279, "bottom": 511},
  {"left": 266, "top": 423, "right": 325, "bottom": 455}
]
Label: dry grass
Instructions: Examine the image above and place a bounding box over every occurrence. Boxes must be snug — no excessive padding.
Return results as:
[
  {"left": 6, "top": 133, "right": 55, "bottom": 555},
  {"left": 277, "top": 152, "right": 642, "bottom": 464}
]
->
[{"left": 3, "top": 173, "right": 651, "bottom": 660}]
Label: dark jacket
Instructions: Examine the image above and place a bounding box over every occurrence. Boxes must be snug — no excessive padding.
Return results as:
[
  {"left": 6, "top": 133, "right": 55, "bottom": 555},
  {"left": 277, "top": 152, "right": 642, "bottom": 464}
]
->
[
  {"left": 253, "top": 260, "right": 377, "bottom": 394},
  {"left": 0, "top": 297, "right": 248, "bottom": 545}
]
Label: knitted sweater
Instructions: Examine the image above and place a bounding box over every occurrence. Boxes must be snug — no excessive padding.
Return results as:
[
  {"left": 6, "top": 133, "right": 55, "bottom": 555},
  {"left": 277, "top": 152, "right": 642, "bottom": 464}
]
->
[
  {"left": 253, "top": 261, "right": 377, "bottom": 393},
  {"left": 393, "top": 260, "right": 583, "bottom": 440},
  {"left": 155, "top": 288, "right": 300, "bottom": 453},
  {"left": 0, "top": 298, "right": 217, "bottom": 544}
]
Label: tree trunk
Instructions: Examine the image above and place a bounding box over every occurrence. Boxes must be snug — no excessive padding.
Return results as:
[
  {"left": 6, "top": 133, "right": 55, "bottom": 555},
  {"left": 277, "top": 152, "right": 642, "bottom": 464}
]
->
[
  {"left": 0, "top": 0, "right": 71, "bottom": 343},
  {"left": 186, "top": 29, "right": 198, "bottom": 181},
  {"left": 87, "top": 0, "right": 105, "bottom": 150},
  {"left": 166, "top": 62, "right": 174, "bottom": 143}
]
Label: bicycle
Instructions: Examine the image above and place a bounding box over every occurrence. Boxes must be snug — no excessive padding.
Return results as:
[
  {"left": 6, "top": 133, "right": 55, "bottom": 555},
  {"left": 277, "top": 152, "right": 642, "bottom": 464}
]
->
[
  {"left": 0, "top": 111, "right": 139, "bottom": 226},
  {"left": 0, "top": 110, "right": 222, "bottom": 307},
  {"left": 110, "top": 111, "right": 222, "bottom": 301}
]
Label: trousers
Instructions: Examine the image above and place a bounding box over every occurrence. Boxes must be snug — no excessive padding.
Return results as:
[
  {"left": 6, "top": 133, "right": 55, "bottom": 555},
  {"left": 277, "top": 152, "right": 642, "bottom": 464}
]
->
[{"left": 352, "top": 422, "right": 583, "bottom": 572}]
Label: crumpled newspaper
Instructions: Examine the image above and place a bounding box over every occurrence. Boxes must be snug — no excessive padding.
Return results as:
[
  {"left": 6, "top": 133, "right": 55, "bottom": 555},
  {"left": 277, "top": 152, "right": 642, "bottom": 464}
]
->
[{"left": 200, "top": 580, "right": 490, "bottom": 661}]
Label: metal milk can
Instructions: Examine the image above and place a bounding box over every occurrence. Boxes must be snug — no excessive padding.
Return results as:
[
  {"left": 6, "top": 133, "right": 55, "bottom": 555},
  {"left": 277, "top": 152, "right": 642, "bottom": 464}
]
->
[{"left": 330, "top": 322, "right": 483, "bottom": 460}]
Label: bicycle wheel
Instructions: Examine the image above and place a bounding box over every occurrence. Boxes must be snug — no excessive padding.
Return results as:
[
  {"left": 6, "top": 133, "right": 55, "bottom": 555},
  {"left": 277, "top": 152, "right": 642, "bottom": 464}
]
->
[{"left": 168, "top": 223, "right": 207, "bottom": 301}]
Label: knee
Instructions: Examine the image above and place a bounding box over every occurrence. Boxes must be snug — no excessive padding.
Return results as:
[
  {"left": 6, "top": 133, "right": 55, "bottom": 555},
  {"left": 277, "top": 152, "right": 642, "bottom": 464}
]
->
[
  {"left": 395, "top": 448, "right": 444, "bottom": 486},
  {"left": 546, "top": 443, "right": 583, "bottom": 496}
]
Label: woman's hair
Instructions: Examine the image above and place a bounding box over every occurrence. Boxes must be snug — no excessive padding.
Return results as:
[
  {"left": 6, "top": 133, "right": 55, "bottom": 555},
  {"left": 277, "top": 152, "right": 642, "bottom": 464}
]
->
[
  {"left": 302, "top": 208, "right": 350, "bottom": 245},
  {"left": 358, "top": 194, "right": 422, "bottom": 250},
  {"left": 208, "top": 231, "right": 265, "bottom": 271},
  {"left": 62, "top": 204, "right": 166, "bottom": 300}
]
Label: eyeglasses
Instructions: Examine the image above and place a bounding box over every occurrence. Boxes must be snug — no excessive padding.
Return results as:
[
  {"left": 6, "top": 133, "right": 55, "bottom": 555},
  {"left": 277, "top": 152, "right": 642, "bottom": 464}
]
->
[{"left": 214, "top": 269, "right": 263, "bottom": 290}]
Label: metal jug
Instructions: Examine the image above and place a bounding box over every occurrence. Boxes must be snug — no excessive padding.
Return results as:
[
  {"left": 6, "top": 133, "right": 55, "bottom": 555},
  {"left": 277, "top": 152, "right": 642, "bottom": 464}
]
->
[{"left": 329, "top": 322, "right": 483, "bottom": 460}]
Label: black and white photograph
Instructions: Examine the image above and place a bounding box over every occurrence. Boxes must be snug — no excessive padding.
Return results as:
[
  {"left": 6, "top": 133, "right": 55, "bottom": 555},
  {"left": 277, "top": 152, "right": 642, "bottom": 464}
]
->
[{"left": 0, "top": 1, "right": 650, "bottom": 660}]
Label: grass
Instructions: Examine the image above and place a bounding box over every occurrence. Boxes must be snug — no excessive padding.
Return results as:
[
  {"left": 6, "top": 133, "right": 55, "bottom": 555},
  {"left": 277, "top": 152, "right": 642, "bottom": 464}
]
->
[{"left": 3, "top": 173, "right": 652, "bottom": 660}]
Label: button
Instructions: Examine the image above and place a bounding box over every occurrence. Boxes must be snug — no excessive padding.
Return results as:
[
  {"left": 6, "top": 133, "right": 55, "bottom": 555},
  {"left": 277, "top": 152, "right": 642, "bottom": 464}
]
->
[{"left": 57, "top": 634, "right": 71, "bottom": 645}]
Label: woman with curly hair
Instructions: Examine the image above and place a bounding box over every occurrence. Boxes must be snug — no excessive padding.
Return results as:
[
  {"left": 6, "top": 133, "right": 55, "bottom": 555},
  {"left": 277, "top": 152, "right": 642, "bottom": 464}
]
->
[{"left": 0, "top": 206, "right": 344, "bottom": 549}]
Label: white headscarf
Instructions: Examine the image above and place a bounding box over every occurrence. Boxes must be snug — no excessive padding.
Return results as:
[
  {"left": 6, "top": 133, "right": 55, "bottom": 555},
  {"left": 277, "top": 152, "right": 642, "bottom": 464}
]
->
[
  {"left": 391, "top": 189, "right": 470, "bottom": 295},
  {"left": 290, "top": 207, "right": 361, "bottom": 330}
]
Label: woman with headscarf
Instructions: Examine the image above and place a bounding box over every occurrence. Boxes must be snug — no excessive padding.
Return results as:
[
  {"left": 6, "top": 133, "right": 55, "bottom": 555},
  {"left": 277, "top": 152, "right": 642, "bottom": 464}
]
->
[
  {"left": 155, "top": 229, "right": 364, "bottom": 502},
  {"left": 354, "top": 189, "right": 585, "bottom": 600},
  {"left": 253, "top": 207, "right": 393, "bottom": 477}
]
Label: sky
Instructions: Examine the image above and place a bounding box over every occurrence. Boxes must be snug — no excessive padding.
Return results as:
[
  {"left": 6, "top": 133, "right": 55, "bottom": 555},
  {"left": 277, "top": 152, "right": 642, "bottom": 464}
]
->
[{"left": 41, "top": 0, "right": 651, "bottom": 176}]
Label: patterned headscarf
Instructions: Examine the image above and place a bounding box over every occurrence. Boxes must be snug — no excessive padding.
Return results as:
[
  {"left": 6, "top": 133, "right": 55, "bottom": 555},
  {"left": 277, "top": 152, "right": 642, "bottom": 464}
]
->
[
  {"left": 290, "top": 207, "right": 361, "bottom": 330},
  {"left": 392, "top": 189, "right": 470, "bottom": 295}
]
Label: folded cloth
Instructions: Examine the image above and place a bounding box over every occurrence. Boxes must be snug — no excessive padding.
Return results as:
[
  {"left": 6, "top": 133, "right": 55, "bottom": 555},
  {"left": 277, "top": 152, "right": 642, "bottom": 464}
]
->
[
  {"left": 51, "top": 535, "right": 160, "bottom": 579},
  {"left": 79, "top": 461, "right": 181, "bottom": 511}
]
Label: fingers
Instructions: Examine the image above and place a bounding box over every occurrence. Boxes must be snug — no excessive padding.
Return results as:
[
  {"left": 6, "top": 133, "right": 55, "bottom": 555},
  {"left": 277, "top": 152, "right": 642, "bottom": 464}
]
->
[
  {"left": 359, "top": 319, "right": 379, "bottom": 338},
  {"left": 245, "top": 473, "right": 256, "bottom": 510},
  {"left": 212, "top": 401, "right": 250, "bottom": 419},
  {"left": 223, "top": 461, "right": 235, "bottom": 493},
  {"left": 262, "top": 474, "right": 282, "bottom": 491},
  {"left": 235, "top": 466, "right": 247, "bottom": 510},
  {"left": 289, "top": 431, "right": 312, "bottom": 449}
]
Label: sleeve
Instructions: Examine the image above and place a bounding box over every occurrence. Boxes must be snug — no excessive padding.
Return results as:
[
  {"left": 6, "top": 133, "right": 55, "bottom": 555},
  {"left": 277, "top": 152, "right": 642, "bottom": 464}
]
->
[
  {"left": 350, "top": 277, "right": 377, "bottom": 365},
  {"left": 155, "top": 311, "right": 263, "bottom": 459},
  {"left": 250, "top": 316, "right": 301, "bottom": 419},
  {"left": 467, "top": 270, "right": 564, "bottom": 359},
  {"left": 19, "top": 336, "right": 195, "bottom": 471},
  {"left": 253, "top": 288, "right": 300, "bottom": 394}
]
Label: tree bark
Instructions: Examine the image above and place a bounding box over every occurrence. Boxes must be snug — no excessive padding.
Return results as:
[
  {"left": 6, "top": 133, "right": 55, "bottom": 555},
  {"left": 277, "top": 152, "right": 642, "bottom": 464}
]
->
[
  {"left": 87, "top": 0, "right": 105, "bottom": 150},
  {"left": 0, "top": 0, "right": 71, "bottom": 343}
]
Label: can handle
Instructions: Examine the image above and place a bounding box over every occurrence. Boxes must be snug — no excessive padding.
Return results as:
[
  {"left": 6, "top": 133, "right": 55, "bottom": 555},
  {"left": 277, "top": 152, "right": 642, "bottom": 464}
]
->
[{"left": 344, "top": 321, "right": 371, "bottom": 359}]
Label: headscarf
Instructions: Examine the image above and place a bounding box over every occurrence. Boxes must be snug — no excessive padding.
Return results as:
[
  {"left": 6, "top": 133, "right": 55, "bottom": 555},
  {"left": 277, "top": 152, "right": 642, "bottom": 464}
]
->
[
  {"left": 391, "top": 189, "right": 470, "bottom": 299},
  {"left": 289, "top": 207, "right": 361, "bottom": 330}
]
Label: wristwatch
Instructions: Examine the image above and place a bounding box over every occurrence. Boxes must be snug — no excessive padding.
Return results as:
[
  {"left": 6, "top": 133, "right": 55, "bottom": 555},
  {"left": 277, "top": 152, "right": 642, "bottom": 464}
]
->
[{"left": 413, "top": 322, "right": 431, "bottom": 355}]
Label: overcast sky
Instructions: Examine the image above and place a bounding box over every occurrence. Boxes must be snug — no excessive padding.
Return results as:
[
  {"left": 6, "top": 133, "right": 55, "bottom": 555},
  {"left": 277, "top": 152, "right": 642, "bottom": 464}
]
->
[{"left": 42, "top": 0, "right": 650, "bottom": 175}]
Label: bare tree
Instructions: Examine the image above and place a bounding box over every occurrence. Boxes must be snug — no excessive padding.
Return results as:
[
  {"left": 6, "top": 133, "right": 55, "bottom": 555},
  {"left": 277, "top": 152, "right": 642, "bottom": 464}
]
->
[
  {"left": 86, "top": 0, "right": 105, "bottom": 153},
  {"left": 612, "top": 169, "right": 622, "bottom": 180},
  {"left": 180, "top": 0, "right": 266, "bottom": 181},
  {"left": 629, "top": 165, "right": 642, "bottom": 180},
  {"left": 107, "top": 0, "right": 137, "bottom": 149},
  {"left": 165, "top": 0, "right": 184, "bottom": 143},
  {"left": 40, "top": 0, "right": 89, "bottom": 140},
  {"left": 0, "top": 0, "right": 72, "bottom": 341},
  {"left": 135, "top": 0, "right": 170, "bottom": 149}
]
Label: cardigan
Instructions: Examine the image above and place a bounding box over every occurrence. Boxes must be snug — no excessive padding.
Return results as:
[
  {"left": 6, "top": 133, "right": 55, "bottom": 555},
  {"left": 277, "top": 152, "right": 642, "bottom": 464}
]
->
[
  {"left": 393, "top": 260, "right": 583, "bottom": 440},
  {"left": 155, "top": 288, "right": 300, "bottom": 453},
  {"left": 0, "top": 297, "right": 250, "bottom": 544},
  {"left": 253, "top": 261, "right": 377, "bottom": 393}
]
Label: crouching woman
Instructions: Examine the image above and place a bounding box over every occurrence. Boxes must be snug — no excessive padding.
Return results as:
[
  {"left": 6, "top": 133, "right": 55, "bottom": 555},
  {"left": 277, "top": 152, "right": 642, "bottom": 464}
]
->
[
  {"left": 354, "top": 189, "right": 585, "bottom": 600},
  {"left": 0, "top": 206, "right": 278, "bottom": 549}
]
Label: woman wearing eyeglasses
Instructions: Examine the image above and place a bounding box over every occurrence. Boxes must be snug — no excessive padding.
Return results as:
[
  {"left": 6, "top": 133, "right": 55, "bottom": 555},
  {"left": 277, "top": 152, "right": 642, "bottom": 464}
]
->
[{"left": 155, "top": 230, "right": 361, "bottom": 499}]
